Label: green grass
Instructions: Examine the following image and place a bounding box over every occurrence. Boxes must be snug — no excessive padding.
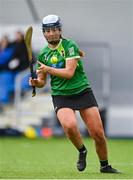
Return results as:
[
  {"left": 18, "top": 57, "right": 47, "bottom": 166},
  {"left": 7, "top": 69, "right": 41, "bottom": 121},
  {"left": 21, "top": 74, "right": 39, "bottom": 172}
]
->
[{"left": 0, "top": 137, "right": 133, "bottom": 179}]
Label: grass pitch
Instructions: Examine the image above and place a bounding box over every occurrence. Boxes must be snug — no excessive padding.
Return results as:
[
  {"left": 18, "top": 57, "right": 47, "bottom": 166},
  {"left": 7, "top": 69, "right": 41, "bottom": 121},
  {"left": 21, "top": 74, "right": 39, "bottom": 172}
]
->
[{"left": 0, "top": 137, "right": 133, "bottom": 179}]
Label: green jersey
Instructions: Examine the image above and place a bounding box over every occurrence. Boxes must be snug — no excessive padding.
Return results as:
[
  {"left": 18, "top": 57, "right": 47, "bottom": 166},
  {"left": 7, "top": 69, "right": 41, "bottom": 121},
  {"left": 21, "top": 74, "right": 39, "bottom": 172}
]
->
[{"left": 37, "top": 38, "right": 91, "bottom": 95}]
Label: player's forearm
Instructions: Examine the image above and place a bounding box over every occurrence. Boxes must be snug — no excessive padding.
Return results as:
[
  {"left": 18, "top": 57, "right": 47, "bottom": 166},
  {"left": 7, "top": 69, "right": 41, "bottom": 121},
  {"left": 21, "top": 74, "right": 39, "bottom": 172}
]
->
[{"left": 47, "top": 66, "right": 74, "bottom": 79}]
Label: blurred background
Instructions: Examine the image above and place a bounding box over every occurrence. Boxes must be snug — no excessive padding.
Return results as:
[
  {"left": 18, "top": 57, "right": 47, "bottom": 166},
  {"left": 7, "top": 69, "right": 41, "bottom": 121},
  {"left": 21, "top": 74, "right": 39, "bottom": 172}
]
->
[{"left": 0, "top": 0, "right": 132, "bottom": 138}]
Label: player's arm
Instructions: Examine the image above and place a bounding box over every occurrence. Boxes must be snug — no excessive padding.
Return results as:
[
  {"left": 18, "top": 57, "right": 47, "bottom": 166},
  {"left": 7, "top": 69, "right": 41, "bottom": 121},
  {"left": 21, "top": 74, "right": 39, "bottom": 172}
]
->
[
  {"left": 29, "top": 71, "right": 47, "bottom": 88},
  {"left": 37, "top": 59, "right": 78, "bottom": 79}
]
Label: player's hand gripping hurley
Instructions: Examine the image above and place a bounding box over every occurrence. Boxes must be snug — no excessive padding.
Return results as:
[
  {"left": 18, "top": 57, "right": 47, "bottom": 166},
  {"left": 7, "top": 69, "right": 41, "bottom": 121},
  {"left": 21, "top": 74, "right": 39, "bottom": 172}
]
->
[{"left": 24, "top": 26, "right": 36, "bottom": 97}]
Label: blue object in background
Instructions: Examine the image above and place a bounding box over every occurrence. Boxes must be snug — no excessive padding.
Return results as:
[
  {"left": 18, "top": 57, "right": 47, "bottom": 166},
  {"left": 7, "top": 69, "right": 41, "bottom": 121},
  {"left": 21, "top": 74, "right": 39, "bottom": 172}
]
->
[{"left": 0, "top": 71, "right": 15, "bottom": 104}]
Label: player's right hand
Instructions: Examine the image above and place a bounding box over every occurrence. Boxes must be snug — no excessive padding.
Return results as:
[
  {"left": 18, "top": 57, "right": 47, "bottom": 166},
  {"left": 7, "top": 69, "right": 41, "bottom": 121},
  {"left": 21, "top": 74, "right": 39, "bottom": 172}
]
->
[{"left": 29, "top": 77, "right": 39, "bottom": 87}]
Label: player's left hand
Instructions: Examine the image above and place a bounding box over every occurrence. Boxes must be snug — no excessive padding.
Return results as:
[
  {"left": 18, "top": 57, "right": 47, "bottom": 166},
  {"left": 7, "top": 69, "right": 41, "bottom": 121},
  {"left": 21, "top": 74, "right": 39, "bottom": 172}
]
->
[{"left": 37, "top": 61, "right": 48, "bottom": 74}]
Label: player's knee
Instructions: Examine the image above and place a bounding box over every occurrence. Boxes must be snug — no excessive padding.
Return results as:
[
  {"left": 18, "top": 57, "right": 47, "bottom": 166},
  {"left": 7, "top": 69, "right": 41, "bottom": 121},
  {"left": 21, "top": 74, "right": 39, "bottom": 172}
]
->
[
  {"left": 64, "top": 122, "right": 76, "bottom": 135},
  {"left": 91, "top": 130, "right": 105, "bottom": 143}
]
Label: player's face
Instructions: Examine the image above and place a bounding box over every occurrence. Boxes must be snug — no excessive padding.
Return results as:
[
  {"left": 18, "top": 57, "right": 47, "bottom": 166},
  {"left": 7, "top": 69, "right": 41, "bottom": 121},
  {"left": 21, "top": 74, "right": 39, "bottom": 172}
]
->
[{"left": 43, "top": 27, "right": 61, "bottom": 45}]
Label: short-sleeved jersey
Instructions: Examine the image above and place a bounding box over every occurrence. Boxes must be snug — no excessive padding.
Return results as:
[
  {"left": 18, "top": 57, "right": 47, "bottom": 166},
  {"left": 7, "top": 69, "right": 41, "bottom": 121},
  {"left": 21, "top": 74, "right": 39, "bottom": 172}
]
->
[{"left": 37, "top": 38, "right": 91, "bottom": 95}]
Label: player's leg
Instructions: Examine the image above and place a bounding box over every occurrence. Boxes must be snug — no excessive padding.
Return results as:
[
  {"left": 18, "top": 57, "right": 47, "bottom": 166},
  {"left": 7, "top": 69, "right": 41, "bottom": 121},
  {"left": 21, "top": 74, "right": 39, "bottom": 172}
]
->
[
  {"left": 80, "top": 107, "right": 107, "bottom": 159},
  {"left": 57, "top": 107, "right": 87, "bottom": 171},
  {"left": 80, "top": 107, "right": 120, "bottom": 173},
  {"left": 57, "top": 108, "right": 83, "bottom": 149}
]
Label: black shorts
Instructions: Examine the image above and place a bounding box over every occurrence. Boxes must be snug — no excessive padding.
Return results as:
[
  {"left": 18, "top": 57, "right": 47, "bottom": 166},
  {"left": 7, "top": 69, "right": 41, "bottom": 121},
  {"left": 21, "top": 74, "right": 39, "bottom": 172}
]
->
[{"left": 52, "top": 88, "right": 98, "bottom": 113}]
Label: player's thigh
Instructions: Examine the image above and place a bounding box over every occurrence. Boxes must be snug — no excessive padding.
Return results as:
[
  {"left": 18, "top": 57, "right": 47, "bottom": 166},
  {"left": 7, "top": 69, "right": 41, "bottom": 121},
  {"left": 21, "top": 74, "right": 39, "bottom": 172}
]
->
[
  {"left": 57, "top": 108, "right": 77, "bottom": 129},
  {"left": 79, "top": 107, "right": 104, "bottom": 136}
]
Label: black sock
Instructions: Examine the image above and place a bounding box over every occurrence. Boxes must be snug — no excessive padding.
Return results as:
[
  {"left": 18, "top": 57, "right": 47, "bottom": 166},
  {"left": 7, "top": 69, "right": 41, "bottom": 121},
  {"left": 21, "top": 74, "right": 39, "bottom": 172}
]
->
[
  {"left": 78, "top": 145, "right": 87, "bottom": 153},
  {"left": 100, "top": 160, "right": 108, "bottom": 167}
]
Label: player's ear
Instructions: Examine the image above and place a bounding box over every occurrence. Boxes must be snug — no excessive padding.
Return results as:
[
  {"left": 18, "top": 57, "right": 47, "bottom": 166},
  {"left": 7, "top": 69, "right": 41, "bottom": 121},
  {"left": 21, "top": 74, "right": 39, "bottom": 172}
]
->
[{"left": 42, "top": 30, "right": 45, "bottom": 36}]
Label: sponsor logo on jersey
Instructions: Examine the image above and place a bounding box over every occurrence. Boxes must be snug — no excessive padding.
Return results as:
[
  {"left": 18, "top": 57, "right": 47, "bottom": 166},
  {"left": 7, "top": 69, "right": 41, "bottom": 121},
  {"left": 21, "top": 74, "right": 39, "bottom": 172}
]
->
[{"left": 68, "top": 47, "right": 75, "bottom": 56}]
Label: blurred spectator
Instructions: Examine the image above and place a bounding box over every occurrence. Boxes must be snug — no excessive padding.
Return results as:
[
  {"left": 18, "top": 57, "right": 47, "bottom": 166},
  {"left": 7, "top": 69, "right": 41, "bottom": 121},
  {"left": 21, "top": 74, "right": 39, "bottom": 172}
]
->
[
  {"left": 9, "top": 31, "right": 29, "bottom": 72},
  {"left": 9, "top": 31, "right": 31, "bottom": 95},
  {"left": 0, "top": 31, "right": 31, "bottom": 111},
  {"left": 0, "top": 35, "right": 14, "bottom": 70},
  {"left": 0, "top": 36, "right": 14, "bottom": 109}
]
